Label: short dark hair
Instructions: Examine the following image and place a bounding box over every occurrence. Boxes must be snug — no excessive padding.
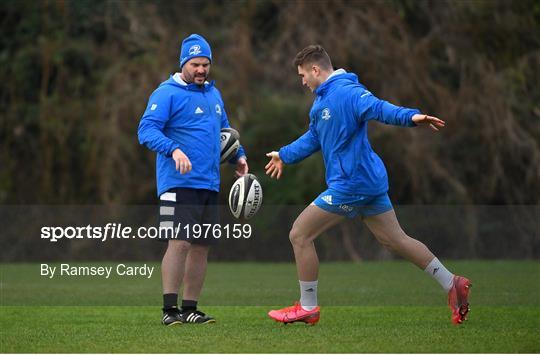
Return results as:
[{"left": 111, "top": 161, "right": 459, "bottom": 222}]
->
[{"left": 293, "top": 45, "right": 332, "bottom": 70}]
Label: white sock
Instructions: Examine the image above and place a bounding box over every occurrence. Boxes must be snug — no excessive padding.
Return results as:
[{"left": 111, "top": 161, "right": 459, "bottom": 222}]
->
[
  {"left": 299, "top": 280, "right": 318, "bottom": 310},
  {"left": 424, "top": 257, "right": 454, "bottom": 292}
]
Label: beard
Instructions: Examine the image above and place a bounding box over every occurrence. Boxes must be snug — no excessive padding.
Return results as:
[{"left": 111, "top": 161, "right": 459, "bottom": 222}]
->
[{"left": 186, "top": 72, "right": 208, "bottom": 84}]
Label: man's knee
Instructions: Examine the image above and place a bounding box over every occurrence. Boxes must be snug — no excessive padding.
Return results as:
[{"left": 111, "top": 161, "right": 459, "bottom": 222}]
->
[
  {"left": 167, "top": 240, "right": 191, "bottom": 255},
  {"left": 289, "top": 226, "right": 311, "bottom": 247},
  {"left": 374, "top": 230, "right": 408, "bottom": 252},
  {"left": 378, "top": 235, "right": 397, "bottom": 252},
  {"left": 189, "top": 244, "right": 210, "bottom": 256}
]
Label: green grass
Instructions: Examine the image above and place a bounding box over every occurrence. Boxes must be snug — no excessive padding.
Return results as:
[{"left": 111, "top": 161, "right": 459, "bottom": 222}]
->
[{"left": 1, "top": 261, "right": 539, "bottom": 353}]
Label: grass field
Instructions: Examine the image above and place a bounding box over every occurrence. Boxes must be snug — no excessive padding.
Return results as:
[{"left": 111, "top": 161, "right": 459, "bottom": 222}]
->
[{"left": 1, "top": 261, "right": 539, "bottom": 353}]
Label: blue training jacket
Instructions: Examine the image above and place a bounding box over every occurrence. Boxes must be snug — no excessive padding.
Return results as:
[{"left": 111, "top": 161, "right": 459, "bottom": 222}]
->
[
  {"left": 279, "top": 69, "right": 419, "bottom": 195},
  {"left": 138, "top": 74, "right": 246, "bottom": 196}
]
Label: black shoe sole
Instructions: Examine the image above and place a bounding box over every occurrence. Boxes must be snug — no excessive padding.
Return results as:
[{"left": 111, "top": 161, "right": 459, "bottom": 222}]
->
[{"left": 163, "top": 319, "right": 216, "bottom": 325}]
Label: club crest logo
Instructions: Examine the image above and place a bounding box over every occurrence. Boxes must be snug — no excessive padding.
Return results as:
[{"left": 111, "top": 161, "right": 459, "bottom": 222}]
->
[
  {"left": 215, "top": 104, "right": 222, "bottom": 115},
  {"left": 321, "top": 108, "right": 331, "bottom": 120},
  {"left": 189, "top": 45, "right": 202, "bottom": 56}
]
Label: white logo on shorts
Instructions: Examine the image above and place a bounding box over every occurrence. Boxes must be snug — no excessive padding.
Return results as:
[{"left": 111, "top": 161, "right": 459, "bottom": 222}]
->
[
  {"left": 339, "top": 204, "right": 354, "bottom": 213},
  {"left": 321, "top": 195, "right": 333, "bottom": 205},
  {"left": 150, "top": 104, "right": 157, "bottom": 111}
]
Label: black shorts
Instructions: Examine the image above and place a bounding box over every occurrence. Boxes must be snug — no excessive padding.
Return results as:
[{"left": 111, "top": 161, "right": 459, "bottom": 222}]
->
[{"left": 158, "top": 187, "right": 219, "bottom": 245}]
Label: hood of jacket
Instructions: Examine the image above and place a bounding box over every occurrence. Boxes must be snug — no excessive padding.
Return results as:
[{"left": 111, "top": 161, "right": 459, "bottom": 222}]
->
[
  {"left": 159, "top": 73, "right": 216, "bottom": 92},
  {"left": 314, "top": 69, "right": 363, "bottom": 97}
]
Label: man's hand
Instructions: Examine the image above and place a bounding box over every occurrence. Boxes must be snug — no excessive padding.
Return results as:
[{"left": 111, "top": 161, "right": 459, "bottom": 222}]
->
[
  {"left": 412, "top": 114, "right": 446, "bottom": 131},
  {"left": 172, "top": 148, "right": 192, "bottom": 174},
  {"left": 265, "top": 151, "right": 284, "bottom": 179},
  {"left": 235, "top": 157, "right": 249, "bottom": 177}
]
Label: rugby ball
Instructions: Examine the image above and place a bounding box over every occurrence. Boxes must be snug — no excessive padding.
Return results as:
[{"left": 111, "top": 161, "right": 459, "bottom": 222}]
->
[
  {"left": 229, "top": 174, "right": 263, "bottom": 220},
  {"left": 220, "top": 128, "right": 240, "bottom": 164}
]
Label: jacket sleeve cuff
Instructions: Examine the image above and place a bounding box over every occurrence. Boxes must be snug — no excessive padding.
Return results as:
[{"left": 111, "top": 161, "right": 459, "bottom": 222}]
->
[
  {"left": 408, "top": 110, "right": 420, "bottom": 127},
  {"left": 278, "top": 147, "right": 290, "bottom": 164},
  {"left": 228, "top": 146, "right": 247, "bottom": 164},
  {"left": 167, "top": 144, "right": 181, "bottom": 157}
]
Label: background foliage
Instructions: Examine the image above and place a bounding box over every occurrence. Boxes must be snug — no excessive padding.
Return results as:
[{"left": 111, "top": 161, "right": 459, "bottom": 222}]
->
[
  {"left": 1, "top": 0, "right": 539, "bottom": 260},
  {"left": 1, "top": 0, "right": 539, "bottom": 205}
]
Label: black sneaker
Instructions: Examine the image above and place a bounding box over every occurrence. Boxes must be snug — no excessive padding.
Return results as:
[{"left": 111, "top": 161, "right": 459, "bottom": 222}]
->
[
  {"left": 179, "top": 309, "right": 216, "bottom": 324},
  {"left": 162, "top": 307, "right": 182, "bottom": 326}
]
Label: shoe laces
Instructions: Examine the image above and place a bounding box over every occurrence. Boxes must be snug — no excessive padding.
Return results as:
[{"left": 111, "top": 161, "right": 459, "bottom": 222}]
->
[
  {"left": 193, "top": 310, "right": 206, "bottom": 317},
  {"left": 163, "top": 307, "right": 181, "bottom": 316},
  {"left": 281, "top": 302, "right": 302, "bottom": 313}
]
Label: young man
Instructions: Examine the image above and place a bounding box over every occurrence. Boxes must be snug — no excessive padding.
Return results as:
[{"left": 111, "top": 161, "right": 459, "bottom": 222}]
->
[
  {"left": 138, "top": 34, "right": 248, "bottom": 325},
  {"left": 265, "top": 45, "right": 471, "bottom": 325}
]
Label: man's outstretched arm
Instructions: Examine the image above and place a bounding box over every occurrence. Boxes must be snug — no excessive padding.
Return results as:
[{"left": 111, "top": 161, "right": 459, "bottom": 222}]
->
[
  {"left": 410, "top": 114, "right": 445, "bottom": 131},
  {"left": 266, "top": 127, "right": 321, "bottom": 179},
  {"left": 278, "top": 128, "right": 321, "bottom": 165},
  {"left": 354, "top": 90, "right": 445, "bottom": 131}
]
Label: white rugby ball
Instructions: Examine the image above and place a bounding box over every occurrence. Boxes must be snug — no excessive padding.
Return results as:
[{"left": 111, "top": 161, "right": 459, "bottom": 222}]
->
[
  {"left": 229, "top": 174, "right": 263, "bottom": 220},
  {"left": 220, "top": 128, "right": 240, "bottom": 164}
]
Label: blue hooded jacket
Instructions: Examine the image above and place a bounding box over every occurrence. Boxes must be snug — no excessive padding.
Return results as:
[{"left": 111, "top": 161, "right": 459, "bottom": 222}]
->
[
  {"left": 138, "top": 74, "right": 246, "bottom": 196},
  {"left": 279, "top": 69, "right": 419, "bottom": 195}
]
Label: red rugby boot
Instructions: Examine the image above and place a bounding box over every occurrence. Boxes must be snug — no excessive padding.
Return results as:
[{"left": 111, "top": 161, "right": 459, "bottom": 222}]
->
[
  {"left": 268, "top": 302, "right": 320, "bottom": 325},
  {"left": 448, "top": 275, "right": 472, "bottom": 325}
]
